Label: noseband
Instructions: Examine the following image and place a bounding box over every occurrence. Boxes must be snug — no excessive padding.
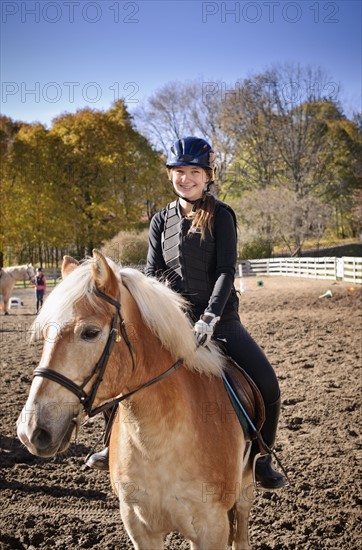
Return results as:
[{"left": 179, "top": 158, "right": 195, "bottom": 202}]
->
[{"left": 33, "top": 287, "right": 183, "bottom": 418}]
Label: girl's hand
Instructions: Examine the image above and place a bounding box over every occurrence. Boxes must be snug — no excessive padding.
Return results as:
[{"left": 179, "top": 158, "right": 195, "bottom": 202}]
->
[{"left": 193, "top": 313, "right": 220, "bottom": 346}]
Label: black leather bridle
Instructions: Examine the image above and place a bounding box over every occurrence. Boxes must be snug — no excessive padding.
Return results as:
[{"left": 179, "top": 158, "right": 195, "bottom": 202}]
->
[{"left": 33, "top": 288, "right": 183, "bottom": 418}]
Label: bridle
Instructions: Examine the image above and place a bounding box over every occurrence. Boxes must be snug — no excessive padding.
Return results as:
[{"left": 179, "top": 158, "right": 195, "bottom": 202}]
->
[{"left": 33, "top": 288, "right": 183, "bottom": 418}]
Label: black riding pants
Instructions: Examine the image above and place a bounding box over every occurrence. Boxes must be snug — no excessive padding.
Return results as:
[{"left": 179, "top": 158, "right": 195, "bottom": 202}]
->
[{"left": 213, "top": 319, "right": 280, "bottom": 406}]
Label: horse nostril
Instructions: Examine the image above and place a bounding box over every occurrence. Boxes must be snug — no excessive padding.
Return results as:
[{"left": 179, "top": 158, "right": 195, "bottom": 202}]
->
[{"left": 32, "top": 427, "right": 52, "bottom": 450}]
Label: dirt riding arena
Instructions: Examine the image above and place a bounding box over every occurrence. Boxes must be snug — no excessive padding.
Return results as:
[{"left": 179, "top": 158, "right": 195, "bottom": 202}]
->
[{"left": 1, "top": 276, "right": 361, "bottom": 549}]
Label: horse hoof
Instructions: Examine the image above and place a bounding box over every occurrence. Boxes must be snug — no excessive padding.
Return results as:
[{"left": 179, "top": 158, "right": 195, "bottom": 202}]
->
[{"left": 4, "top": 312, "right": 9, "bottom": 315}]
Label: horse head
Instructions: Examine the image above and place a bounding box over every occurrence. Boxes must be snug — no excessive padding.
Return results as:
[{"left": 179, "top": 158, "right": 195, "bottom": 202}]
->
[
  {"left": 17, "top": 250, "right": 134, "bottom": 458},
  {"left": 26, "top": 263, "right": 36, "bottom": 281}
]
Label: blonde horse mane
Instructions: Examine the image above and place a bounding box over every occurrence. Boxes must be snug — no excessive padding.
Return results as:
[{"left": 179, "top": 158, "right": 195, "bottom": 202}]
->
[
  {"left": 33, "top": 259, "right": 225, "bottom": 378},
  {"left": 120, "top": 268, "right": 225, "bottom": 377}
]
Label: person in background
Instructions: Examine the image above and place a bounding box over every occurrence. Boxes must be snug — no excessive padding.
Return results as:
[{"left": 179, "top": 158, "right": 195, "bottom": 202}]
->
[{"left": 34, "top": 267, "right": 46, "bottom": 313}]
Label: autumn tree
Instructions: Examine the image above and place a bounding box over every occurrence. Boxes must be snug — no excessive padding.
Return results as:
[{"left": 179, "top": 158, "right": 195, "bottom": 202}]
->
[
  {"left": 1, "top": 119, "right": 71, "bottom": 264},
  {"left": 319, "top": 112, "right": 362, "bottom": 237},
  {"left": 1, "top": 102, "right": 168, "bottom": 264},
  {"left": 235, "top": 186, "right": 332, "bottom": 257},
  {"left": 50, "top": 101, "right": 168, "bottom": 255},
  {"left": 220, "top": 64, "right": 359, "bottom": 253}
]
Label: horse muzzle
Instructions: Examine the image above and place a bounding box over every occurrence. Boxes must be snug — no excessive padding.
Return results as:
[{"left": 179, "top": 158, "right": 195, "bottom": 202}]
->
[{"left": 16, "top": 407, "right": 79, "bottom": 458}]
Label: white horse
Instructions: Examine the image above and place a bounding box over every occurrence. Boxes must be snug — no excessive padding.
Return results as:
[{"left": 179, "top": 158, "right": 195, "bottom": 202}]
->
[{"left": 0, "top": 264, "right": 35, "bottom": 314}]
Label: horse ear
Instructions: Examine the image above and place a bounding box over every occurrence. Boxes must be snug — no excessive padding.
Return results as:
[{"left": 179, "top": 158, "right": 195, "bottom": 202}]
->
[
  {"left": 91, "top": 249, "right": 118, "bottom": 296},
  {"left": 62, "top": 255, "right": 79, "bottom": 278}
]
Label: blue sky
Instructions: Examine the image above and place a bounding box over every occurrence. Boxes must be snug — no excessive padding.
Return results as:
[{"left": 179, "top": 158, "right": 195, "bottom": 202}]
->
[{"left": 1, "top": 0, "right": 361, "bottom": 126}]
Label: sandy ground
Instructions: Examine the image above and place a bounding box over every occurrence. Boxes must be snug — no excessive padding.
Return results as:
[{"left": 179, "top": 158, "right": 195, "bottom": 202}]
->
[{"left": 0, "top": 276, "right": 361, "bottom": 549}]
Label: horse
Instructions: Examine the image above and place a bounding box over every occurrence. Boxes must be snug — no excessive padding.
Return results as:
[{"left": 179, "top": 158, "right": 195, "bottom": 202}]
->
[
  {"left": 0, "top": 264, "right": 35, "bottom": 314},
  {"left": 17, "top": 250, "right": 254, "bottom": 550}
]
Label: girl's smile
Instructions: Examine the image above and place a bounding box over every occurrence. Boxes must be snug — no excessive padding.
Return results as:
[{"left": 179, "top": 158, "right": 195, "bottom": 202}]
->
[{"left": 171, "top": 166, "right": 209, "bottom": 202}]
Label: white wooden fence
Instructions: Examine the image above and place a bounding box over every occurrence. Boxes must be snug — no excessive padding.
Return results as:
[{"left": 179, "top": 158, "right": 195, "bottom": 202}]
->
[
  {"left": 238, "top": 257, "right": 362, "bottom": 284},
  {"left": 14, "top": 257, "right": 362, "bottom": 288}
]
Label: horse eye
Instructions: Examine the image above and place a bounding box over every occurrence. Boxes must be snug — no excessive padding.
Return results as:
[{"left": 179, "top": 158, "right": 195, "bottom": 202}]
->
[{"left": 81, "top": 327, "right": 101, "bottom": 341}]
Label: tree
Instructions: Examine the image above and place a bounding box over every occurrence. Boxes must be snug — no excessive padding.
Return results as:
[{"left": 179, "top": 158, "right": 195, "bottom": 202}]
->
[
  {"left": 319, "top": 112, "right": 362, "bottom": 237},
  {"left": 236, "top": 187, "right": 332, "bottom": 256},
  {"left": 106, "top": 102, "right": 172, "bottom": 223},
  {"left": 51, "top": 101, "right": 166, "bottom": 255},
  {"left": 220, "top": 73, "right": 280, "bottom": 196},
  {"left": 1, "top": 103, "right": 168, "bottom": 264},
  {"left": 135, "top": 81, "right": 196, "bottom": 153},
  {"left": 220, "top": 64, "right": 359, "bottom": 251},
  {"left": 1, "top": 119, "right": 71, "bottom": 263}
]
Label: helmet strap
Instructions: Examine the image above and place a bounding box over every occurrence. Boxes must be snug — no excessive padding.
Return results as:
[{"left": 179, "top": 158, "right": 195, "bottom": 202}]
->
[{"left": 172, "top": 188, "right": 199, "bottom": 205}]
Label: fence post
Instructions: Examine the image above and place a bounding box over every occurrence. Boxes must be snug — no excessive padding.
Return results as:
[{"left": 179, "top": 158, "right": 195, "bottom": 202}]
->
[
  {"left": 336, "top": 258, "right": 343, "bottom": 280},
  {"left": 238, "top": 263, "right": 244, "bottom": 292}
]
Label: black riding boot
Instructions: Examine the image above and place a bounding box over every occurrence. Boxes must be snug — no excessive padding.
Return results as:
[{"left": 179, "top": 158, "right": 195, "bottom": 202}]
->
[
  {"left": 86, "top": 446, "right": 109, "bottom": 471},
  {"left": 251, "top": 396, "right": 289, "bottom": 490},
  {"left": 86, "top": 408, "right": 116, "bottom": 471}
]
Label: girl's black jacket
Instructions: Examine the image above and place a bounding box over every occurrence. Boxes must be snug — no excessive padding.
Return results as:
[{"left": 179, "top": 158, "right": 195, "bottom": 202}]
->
[{"left": 145, "top": 199, "right": 239, "bottom": 322}]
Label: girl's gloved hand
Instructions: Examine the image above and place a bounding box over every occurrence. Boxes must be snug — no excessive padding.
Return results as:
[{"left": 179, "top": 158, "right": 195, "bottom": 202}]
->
[{"left": 193, "top": 313, "right": 220, "bottom": 347}]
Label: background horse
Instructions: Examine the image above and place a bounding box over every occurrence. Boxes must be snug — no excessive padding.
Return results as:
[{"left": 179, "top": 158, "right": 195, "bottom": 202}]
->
[
  {"left": 0, "top": 264, "right": 35, "bottom": 314},
  {"left": 17, "top": 250, "right": 254, "bottom": 550}
]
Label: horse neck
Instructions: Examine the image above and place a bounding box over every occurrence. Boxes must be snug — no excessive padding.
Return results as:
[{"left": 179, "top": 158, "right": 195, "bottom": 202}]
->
[
  {"left": 120, "top": 365, "right": 195, "bottom": 451},
  {"left": 7, "top": 266, "right": 26, "bottom": 280},
  {"left": 119, "top": 329, "right": 220, "bottom": 446},
  {"left": 109, "top": 284, "right": 220, "bottom": 450}
]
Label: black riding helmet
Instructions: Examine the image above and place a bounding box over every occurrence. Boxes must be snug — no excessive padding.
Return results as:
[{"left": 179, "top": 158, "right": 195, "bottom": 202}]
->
[
  {"left": 166, "top": 136, "right": 216, "bottom": 171},
  {"left": 167, "top": 137, "right": 216, "bottom": 205}
]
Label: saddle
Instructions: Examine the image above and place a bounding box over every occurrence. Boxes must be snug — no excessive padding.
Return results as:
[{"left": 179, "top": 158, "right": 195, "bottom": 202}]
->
[{"left": 223, "top": 357, "right": 265, "bottom": 443}]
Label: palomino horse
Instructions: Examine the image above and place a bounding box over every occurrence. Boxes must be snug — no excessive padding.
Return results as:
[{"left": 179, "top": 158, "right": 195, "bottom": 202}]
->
[
  {"left": 17, "top": 250, "right": 254, "bottom": 549},
  {"left": 0, "top": 264, "right": 35, "bottom": 314}
]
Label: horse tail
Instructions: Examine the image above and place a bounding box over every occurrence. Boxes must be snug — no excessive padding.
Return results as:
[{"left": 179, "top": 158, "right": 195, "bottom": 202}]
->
[{"left": 227, "top": 503, "right": 237, "bottom": 546}]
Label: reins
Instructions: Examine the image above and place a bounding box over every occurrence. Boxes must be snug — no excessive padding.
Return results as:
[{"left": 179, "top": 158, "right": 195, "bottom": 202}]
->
[{"left": 33, "top": 287, "right": 184, "bottom": 419}]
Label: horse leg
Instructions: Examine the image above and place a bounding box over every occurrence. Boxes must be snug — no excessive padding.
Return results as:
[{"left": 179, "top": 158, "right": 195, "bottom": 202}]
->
[
  {"left": 189, "top": 510, "right": 230, "bottom": 550},
  {"left": 231, "top": 467, "right": 254, "bottom": 550},
  {"left": 119, "top": 506, "right": 164, "bottom": 550},
  {"left": 129, "top": 533, "right": 163, "bottom": 550},
  {"left": 2, "top": 286, "right": 12, "bottom": 315}
]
